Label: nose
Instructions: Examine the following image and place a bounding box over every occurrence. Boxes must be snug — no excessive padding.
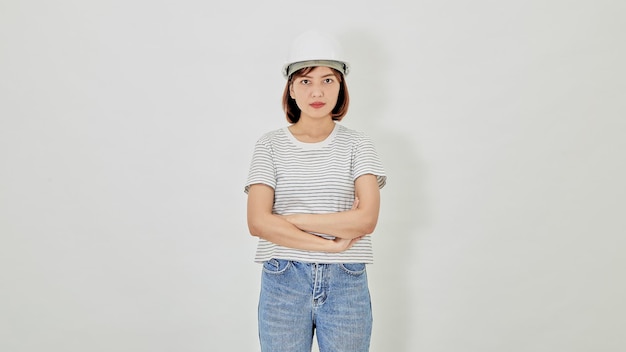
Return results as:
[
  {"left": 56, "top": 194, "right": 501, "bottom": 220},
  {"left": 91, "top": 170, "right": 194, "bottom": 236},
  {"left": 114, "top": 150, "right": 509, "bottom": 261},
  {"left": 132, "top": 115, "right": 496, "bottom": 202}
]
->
[{"left": 311, "top": 84, "right": 323, "bottom": 97}]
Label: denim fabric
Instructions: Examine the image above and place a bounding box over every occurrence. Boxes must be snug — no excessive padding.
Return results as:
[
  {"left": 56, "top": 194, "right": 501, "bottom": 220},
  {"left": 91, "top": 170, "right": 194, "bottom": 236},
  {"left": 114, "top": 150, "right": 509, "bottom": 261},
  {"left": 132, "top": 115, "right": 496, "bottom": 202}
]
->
[{"left": 258, "top": 259, "right": 372, "bottom": 352}]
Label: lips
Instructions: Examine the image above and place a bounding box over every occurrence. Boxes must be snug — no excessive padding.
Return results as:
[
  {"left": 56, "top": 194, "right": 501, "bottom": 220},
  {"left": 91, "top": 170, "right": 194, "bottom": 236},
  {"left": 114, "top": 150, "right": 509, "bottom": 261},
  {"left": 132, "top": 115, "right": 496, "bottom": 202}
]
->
[{"left": 310, "top": 102, "right": 326, "bottom": 109}]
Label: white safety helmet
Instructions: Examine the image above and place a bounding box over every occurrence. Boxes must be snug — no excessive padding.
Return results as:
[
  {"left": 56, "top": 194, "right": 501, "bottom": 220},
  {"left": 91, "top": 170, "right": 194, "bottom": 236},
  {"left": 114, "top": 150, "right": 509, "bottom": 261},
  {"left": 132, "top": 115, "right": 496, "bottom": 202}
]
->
[{"left": 282, "top": 30, "right": 350, "bottom": 79}]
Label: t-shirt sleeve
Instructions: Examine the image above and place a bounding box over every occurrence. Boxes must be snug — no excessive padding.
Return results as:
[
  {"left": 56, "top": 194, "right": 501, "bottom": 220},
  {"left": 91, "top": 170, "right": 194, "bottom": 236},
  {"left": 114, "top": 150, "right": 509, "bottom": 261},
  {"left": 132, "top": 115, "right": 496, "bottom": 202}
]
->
[
  {"left": 353, "top": 134, "right": 387, "bottom": 189},
  {"left": 244, "top": 138, "right": 276, "bottom": 194}
]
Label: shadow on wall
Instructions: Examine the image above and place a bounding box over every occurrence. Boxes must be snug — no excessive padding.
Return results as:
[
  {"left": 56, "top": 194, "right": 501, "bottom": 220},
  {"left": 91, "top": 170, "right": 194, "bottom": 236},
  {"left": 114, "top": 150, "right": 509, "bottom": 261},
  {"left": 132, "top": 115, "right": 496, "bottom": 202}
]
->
[{"left": 341, "top": 28, "right": 430, "bottom": 352}]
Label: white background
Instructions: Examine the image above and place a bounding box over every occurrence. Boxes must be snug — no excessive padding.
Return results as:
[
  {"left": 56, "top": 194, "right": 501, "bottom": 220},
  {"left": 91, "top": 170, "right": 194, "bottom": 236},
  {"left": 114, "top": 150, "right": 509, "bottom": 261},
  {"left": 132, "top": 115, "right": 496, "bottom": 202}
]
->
[{"left": 1, "top": 1, "right": 625, "bottom": 351}]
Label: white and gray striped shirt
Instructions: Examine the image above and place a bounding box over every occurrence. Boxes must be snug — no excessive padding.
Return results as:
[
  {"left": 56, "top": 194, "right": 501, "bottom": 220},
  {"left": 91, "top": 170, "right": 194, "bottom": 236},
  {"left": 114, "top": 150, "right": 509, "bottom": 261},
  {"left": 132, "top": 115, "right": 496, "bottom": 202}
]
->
[{"left": 245, "top": 123, "right": 386, "bottom": 264}]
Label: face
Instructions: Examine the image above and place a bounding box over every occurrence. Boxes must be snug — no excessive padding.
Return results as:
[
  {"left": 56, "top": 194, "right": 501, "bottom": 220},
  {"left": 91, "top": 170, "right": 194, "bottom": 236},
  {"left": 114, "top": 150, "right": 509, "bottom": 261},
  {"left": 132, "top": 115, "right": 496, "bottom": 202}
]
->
[{"left": 289, "top": 66, "right": 341, "bottom": 121}]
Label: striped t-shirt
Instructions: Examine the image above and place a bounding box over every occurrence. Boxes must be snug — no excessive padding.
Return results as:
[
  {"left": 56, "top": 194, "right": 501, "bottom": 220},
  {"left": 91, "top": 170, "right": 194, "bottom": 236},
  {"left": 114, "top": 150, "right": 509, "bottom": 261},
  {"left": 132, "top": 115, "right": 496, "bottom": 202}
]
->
[{"left": 244, "top": 123, "right": 386, "bottom": 264}]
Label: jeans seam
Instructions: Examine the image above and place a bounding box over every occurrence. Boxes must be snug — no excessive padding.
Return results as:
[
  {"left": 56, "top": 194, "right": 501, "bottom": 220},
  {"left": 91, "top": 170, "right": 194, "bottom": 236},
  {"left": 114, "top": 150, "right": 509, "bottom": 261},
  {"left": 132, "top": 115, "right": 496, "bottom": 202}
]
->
[
  {"left": 262, "top": 259, "right": 292, "bottom": 275},
  {"left": 339, "top": 263, "right": 366, "bottom": 276}
]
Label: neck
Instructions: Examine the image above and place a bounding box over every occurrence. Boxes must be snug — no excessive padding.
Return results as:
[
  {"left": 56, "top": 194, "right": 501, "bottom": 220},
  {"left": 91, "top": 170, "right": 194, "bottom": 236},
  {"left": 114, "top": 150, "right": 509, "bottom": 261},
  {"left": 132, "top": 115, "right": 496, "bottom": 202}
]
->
[{"left": 289, "top": 117, "right": 336, "bottom": 143}]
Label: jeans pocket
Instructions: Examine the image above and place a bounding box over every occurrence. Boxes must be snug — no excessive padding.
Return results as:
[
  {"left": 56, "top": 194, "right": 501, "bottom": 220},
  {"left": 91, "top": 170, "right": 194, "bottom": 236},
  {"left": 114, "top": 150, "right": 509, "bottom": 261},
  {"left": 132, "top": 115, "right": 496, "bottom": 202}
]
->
[
  {"left": 339, "top": 263, "right": 366, "bottom": 276},
  {"left": 262, "top": 258, "right": 291, "bottom": 275}
]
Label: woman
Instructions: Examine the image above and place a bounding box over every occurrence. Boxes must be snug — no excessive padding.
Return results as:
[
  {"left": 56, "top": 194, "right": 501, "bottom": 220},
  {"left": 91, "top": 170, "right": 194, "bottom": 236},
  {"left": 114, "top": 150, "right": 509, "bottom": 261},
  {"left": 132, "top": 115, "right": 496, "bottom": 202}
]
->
[{"left": 245, "top": 30, "right": 386, "bottom": 352}]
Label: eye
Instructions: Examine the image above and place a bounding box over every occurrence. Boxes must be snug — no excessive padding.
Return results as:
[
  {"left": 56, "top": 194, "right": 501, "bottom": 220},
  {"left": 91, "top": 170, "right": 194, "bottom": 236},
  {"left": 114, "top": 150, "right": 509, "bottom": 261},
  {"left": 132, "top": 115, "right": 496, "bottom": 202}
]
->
[
  {"left": 324, "top": 78, "right": 334, "bottom": 84},
  {"left": 299, "top": 79, "right": 310, "bottom": 85}
]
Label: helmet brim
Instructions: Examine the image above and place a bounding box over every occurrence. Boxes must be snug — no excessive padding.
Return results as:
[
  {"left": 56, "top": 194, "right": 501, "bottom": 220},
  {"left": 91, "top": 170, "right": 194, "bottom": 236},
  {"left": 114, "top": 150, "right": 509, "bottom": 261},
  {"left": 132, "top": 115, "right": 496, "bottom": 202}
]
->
[{"left": 282, "top": 60, "right": 350, "bottom": 79}]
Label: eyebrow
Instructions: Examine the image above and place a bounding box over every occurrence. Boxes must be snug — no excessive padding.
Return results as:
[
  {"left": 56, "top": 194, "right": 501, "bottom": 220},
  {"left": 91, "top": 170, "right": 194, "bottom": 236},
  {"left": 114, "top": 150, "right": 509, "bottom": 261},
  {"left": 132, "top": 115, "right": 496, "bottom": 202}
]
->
[{"left": 301, "top": 73, "right": 336, "bottom": 79}]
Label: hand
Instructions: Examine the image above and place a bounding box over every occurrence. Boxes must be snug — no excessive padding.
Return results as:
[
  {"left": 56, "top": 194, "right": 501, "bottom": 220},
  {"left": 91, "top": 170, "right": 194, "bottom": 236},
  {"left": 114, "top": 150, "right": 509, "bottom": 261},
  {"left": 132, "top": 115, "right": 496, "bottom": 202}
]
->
[
  {"left": 330, "top": 236, "right": 363, "bottom": 253},
  {"left": 351, "top": 197, "right": 360, "bottom": 210},
  {"left": 280, "top": 213, "right": 298, "bottom": 225}
]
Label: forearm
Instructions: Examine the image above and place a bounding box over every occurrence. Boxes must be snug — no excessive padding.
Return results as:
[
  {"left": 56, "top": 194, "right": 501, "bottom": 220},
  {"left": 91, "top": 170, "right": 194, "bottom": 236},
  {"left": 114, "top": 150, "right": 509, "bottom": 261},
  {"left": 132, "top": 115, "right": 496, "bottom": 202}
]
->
[
  {"left": 246, "top": 183, "right": 362, "bottom": 252},
  {"left": 284, "top": 174, "right": 382, "bottom": 239},
  {"left": 285, "top": 208, "right": 377, "bottom": 240},
  {"left": 248, "top": 213, "right": 344, "bottom": 252}
]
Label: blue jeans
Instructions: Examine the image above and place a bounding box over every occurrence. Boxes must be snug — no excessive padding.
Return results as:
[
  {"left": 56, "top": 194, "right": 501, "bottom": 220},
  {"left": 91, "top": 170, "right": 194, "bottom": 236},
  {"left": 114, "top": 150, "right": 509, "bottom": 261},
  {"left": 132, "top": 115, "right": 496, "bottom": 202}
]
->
[{"left": 258, "top": 259, "right": 373, "bottom": 352}]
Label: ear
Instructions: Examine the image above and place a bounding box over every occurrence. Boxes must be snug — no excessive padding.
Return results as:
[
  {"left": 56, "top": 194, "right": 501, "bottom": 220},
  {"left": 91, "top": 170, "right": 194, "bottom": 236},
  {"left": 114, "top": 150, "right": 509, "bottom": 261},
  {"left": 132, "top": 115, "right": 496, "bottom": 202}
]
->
[{"left": 289, "top": 84, "right": 295, "bottom": 99}]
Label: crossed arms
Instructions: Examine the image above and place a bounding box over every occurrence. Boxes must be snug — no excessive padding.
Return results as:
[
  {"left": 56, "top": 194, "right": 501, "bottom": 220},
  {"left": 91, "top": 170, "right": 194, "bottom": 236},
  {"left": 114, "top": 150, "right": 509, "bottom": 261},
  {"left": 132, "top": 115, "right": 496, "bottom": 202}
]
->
[{"left": 246, "top": 174, "right": 381, "bottom": 253}]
